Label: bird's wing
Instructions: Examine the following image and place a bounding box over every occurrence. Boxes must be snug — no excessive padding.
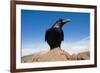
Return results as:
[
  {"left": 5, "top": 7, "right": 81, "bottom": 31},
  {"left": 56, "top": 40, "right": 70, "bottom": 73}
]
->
[
  {"left": 61, "top": 30, "right": 64, "bottom": 41},
  {"left": 45, "top": 30, "right": 48, "bottom": 41}
]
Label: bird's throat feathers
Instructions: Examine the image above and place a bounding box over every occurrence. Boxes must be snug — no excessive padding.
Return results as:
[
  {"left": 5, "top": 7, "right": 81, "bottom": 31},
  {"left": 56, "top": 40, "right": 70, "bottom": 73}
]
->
[
  {"left": 53, "top": 24, "right": 60, "bottom": 28},
  {"left": 53, "top": 23, "right": 63, "bottom": 29}
]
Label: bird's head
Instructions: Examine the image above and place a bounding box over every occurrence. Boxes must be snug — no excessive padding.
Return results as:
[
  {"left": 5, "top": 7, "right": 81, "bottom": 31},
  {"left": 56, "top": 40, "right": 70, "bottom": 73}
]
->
[{"left": 53, "top": 18, "right": 71, "bottom": 28}]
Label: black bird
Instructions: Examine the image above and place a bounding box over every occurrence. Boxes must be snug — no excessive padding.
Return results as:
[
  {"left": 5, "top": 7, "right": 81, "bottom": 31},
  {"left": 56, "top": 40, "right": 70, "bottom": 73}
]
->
[{"left": 45, "top": 18, "right": 70, "bottom": 50}]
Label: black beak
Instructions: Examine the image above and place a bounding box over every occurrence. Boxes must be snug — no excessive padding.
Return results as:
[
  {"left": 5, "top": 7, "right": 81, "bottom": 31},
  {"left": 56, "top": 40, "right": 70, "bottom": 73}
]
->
[{"left": 62, "top": 19, "right": 71, "bottom": 24}]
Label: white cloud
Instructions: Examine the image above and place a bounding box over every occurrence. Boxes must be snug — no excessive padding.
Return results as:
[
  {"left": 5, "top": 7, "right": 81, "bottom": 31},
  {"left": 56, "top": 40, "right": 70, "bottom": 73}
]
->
[
  {"left": 62, "top": 36, "right": 90, "bottom": 54},
  {"left": 22, "top": 43, "right": 50, "bottom": 57}
]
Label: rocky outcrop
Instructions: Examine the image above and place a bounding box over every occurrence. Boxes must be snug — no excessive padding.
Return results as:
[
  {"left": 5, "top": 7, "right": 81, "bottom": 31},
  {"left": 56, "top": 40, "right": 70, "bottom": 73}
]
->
[
  {"left": 21, "top": 48, "right": 90, "bottom": 63},
  {"left": 36, "top": 48, "right": 71, "bottom": 62}
]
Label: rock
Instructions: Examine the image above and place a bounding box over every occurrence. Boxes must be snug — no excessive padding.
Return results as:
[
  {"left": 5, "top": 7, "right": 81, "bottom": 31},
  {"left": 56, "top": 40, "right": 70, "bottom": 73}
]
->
[
  {"left": 36, "top": 48, "right": 71, "bottom": 62},
  {"left": 70, "top": 54, "right": 78, "bottom": 60},
  {"left": 77, "top": 52, "right": 90, "bottom": 60},
  {"left": 21, "top": 48, "right": 90, "bottom": 63},
  {"left": 70, "top": 51, "right": 90, "bottom": 60}
]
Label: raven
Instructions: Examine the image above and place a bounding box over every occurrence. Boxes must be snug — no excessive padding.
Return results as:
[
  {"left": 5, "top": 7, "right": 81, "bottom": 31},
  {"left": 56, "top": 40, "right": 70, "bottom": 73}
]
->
[{"left": 45, "top": 18, "right": 70, "bottom": 50}]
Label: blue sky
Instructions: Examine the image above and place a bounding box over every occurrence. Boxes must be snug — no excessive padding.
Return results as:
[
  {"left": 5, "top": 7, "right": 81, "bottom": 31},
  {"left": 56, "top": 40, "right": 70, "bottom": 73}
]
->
[{"left": 21, "top": 9, "right": 90, "bottom": 49}]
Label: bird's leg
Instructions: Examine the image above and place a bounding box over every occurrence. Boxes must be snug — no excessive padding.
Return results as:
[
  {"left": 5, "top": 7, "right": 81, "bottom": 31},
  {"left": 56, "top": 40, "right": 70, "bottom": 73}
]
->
[
  {"left": 59, "top": 44, "right": 61, "bottom": 49},
  {"left": 50, "top": 45, "right": 53, "bottom": 50},
  {"left": 59, "top": 46, "right": 61, "bottom": 49}
]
